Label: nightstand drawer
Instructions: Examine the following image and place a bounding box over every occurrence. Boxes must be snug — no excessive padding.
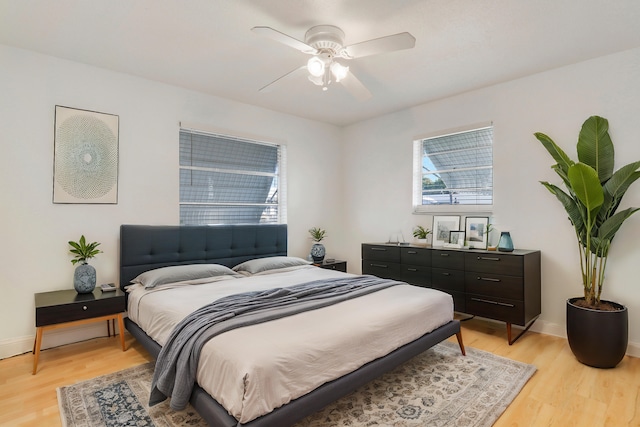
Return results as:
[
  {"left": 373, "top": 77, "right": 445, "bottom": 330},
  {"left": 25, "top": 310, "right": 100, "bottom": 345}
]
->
[
  {"left": 318, "top": 260, "right": 347, "bottom": 272},
  {"left": 35, "top": 291, "right": 125, "bottom": 327}
]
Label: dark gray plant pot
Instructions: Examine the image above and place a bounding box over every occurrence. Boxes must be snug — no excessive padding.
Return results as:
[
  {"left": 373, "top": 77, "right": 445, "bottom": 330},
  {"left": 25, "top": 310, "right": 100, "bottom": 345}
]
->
[
  {"left": 74, "top": 263, "right": 97, "bottom": 294},
  {"left": 566, "top": 297, "right": 628, "bottom": 368}
]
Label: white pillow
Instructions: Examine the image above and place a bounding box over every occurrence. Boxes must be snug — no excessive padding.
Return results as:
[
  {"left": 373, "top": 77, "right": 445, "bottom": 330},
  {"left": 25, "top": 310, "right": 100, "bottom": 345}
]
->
[
  {"left": 132, "top": 264, "right": 239, "bottom": 289},
  {"left": 232, "top": 256, "right": 311, "bottom": 275}
]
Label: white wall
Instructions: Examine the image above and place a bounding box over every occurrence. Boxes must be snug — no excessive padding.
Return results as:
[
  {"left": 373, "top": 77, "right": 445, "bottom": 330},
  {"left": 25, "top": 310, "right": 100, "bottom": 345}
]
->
[
  {"left": 0, "top": 45, "right": 346, "bottom": 357},
  {"left": 342, "top": 48, "right": 640, "bottom": 353}
]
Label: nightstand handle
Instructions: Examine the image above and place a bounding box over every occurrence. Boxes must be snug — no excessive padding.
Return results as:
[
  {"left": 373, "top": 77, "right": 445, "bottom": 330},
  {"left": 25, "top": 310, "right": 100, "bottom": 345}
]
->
[{"left": 82, "top": 306, "right": 87, "bottom": 310}]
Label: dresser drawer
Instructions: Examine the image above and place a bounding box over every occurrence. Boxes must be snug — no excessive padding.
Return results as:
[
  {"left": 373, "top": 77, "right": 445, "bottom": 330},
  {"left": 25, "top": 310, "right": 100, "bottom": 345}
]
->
[
  {"left": 401, "top": 247, "right": 431, "bottom": 267},
  {"left": 466, "top": 295, "right": 524, "bottom": 325},
  {"left": 362, "top": 244, "right": 401, "bottom": 263},
  {"left": 402, "top": 264, "right": 431, "bottom": 286},
  {"left": 431, "top": 267, "right": 464, "bottom": 292},
  {"left": 432, "top": 250, "right": 464, "bottom": 269},
  {"left": 465, "top": 272, "right": 523, "bottom": 301},
  {"left": 36, "top": 295, "right": 125, "bottom": 327},
  {"left": 465, "top": 252, "right": 523, "bottom": 276},
  {"left": 362, "top": 260, "right": 402, "bottom": 280}
]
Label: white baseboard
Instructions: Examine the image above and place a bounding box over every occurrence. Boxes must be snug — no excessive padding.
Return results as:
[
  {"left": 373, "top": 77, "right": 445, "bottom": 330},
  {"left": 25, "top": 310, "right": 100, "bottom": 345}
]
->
[{"left": 0, "top": 322, "right": 121, "bottom": 360}]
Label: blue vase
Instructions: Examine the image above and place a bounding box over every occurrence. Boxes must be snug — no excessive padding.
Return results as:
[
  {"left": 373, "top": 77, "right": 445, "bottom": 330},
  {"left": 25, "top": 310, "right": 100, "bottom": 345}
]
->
[
  {"left": 310, "top": 243, "right": 326, "bottom": 263},
  {"left": 498, "top": 232, "right": 514, "bottom": 252},
  {"left": 74, "top": 263, "right": 96, "bottom": 294}
]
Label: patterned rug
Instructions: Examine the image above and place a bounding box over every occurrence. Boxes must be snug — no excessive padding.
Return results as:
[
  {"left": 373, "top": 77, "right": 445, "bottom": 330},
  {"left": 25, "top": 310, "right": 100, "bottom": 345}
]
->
[{"left": 57, "top": 341, "right": 535, "bottom": 427}]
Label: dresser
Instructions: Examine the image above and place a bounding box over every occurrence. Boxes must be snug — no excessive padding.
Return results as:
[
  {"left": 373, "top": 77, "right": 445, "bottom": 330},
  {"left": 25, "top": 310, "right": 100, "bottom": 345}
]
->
[{"left": 362, "top": 243, "right": 541, "bottom": 344}]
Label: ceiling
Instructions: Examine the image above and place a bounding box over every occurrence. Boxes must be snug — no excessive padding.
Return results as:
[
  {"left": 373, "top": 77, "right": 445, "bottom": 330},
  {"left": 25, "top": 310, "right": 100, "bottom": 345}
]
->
[{"left": 2, "top": 0, "right": 640, "bottom": 126}]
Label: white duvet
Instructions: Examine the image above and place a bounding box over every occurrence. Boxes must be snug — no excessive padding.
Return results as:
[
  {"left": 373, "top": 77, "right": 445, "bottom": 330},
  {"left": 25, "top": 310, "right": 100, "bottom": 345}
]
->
[{"left": 127, "top": 265, "right": 453, "bottom": 424}]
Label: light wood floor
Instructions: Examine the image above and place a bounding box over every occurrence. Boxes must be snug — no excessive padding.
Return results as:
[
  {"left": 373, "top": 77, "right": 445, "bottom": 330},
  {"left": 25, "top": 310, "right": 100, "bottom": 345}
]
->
[{"left": 0, "top": 319, "right": 638, "bottom": 426}]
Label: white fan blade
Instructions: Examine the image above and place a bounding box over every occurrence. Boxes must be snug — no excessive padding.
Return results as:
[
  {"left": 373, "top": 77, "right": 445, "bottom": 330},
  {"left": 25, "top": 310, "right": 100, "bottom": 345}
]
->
[
  {"left": 343, "top": 32, "right": 416, "bottom": 59},
  {"left": 340, "top": 71, "right": 372, "bottom": 101},
  {"left": 251, "top": 26, "right": 317, "bottom": 54},
  {"left": 259, "top": 66, "right": 307, "bottom": 92}
]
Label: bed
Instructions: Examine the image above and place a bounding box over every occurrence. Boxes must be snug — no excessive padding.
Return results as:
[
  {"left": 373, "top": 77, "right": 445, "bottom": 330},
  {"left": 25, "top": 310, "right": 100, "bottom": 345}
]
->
[{"left": 120, "top": 224, "right": 464, "bottom": 427}]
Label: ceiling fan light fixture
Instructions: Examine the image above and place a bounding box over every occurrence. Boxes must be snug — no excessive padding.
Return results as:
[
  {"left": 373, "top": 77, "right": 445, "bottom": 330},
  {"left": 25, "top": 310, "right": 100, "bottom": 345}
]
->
[
  {"left": 307, "top": 56, "right": 325, "bottom": 77},
  {"left": 307, "top": 74, "right": 324, "bottom": 86},
  {"left": 330, "top": 61, "right": 349, "bottom": 82}
]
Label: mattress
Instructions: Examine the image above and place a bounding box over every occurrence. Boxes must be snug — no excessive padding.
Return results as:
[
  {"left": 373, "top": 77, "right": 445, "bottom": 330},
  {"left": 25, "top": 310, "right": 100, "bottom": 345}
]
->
[{"left": 127, "top": 265, "right": 454, "bottom": 424}]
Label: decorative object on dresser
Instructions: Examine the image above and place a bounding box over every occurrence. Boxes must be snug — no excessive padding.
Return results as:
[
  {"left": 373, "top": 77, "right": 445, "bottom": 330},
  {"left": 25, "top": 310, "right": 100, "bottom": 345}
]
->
[
  {"left": 535, "top": 115, "right": 639, "bottom": 368},
  {"left": 33, "top": 288, "right": 126, "bottom": 374},
  {"left": 497, "top": 231, "right": 514, "bottom": 252},
  {"left": 465, "top": 217, "right": 489, "bottom": 249},
  {"left": 432, "top": 215, "right": 460, "bottom": 247},
  {"left": 362, "top": 243, "right": 541, "bottom": 344},
  {"left": 68, "top": 235, "right": 102, "bottom": 294},
  {"left": 412, "top": 225, "right": 432, "bottom": 246},
  {"left": 308, "top": 226, "right": 326, "bottom": 262},
  {"left": 53, "top": 105, "right": 119, "bottom": 204}
]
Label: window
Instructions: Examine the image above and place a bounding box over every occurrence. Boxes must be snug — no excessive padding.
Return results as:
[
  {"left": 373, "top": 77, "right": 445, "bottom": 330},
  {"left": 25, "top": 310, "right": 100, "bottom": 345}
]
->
[
  {"left": 413, "top": 125, "right": 493, "bottom": 212},
  {"left": 179, "top": 128, "right": 286, "bottom": 225}
]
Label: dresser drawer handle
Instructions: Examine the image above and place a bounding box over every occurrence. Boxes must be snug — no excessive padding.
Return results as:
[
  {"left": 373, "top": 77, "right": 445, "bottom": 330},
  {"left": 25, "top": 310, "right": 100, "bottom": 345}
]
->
[
  {"left": 477, "top": 256, "right": 500, "bottom": 261},
  {"left": 371, "top": 248, "right": 387, "bottom": 251},
  {"left": 407, "top": 251, "right": 417, "bottom": 254},
  {"left": 440, "top": 253, "right": 449, "bottom": 257},
  {"left": 471, "top": 297, "right": 515, "bottom": 308},
  {"left": 82, "top": 306, "right": 88, "bottom": 311},
  {"left": 478, "top": 277, "right": 501, "bottom": 282},
  {"left": 407, "top": 268, "right": 418, "bottom": 272},
  {"left": 371, "top": 263, "right": 388, "bottom": 268},
  {"left": 441, "top": 272, "right": 451, "bottom": 276}
]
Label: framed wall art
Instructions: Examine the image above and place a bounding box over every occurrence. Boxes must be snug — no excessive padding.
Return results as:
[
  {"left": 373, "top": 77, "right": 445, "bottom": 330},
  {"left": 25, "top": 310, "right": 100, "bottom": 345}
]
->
[
  {"left": 432, "top": 215, "right": 460, "bottom": 247},
  {"left": 465, "top": 216, "right": 489, "bottom": 249},
  {"left": 53, "top": 105, "right": 119, "bottom": 204}
]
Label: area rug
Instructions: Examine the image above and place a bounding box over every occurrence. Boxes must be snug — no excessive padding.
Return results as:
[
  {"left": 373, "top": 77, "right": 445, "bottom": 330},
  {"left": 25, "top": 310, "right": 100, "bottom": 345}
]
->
[{"left": 58, "top": 341, "right": 535, "bottom": 427}]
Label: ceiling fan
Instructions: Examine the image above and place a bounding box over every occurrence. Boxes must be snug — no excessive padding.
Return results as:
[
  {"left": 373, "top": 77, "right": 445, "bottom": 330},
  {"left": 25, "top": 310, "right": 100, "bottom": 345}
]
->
[{"left": 251, "top": 25, "right": 416, "bottom": 100}]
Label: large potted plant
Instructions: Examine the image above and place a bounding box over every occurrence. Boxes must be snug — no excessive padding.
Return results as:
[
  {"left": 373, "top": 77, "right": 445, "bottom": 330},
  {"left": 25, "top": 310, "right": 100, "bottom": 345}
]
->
[{"left": 534, "top": 115, "right": 640, "bottom": 368}]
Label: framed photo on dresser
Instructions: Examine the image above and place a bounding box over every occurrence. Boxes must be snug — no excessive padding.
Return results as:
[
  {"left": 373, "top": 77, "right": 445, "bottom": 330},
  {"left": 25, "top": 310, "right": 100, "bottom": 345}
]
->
[
  {"left": 432, "top": 215, "right": 460, "bottom": 247},
  {"left": 465, "top": 216, "right": 489, "bottom": 249}
]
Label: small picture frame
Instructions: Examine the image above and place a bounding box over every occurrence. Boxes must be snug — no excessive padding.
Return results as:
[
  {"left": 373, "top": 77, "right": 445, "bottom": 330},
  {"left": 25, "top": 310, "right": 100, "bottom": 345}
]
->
[
  {"left": 449, "top": 231, "right": 465, "bottom": 246},
  {"left": 432, "top": 215, "right": 461, "bottom": 247},
  {"left": 465, "top": 217, "right": 489, "bottom": 249}
]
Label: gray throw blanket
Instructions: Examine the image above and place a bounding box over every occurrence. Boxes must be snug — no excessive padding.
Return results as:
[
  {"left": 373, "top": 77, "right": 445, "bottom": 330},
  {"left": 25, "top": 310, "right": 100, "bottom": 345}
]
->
[{"left": 149, "top": 275, "right": 401, "bottom": 410}]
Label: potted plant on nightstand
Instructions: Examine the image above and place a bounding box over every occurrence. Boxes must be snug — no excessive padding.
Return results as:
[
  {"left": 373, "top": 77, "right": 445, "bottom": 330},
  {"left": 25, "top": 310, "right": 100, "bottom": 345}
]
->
[
  {"left": 412, "top": 225, "right": 432, "bottom": 246},
  {"left": 69, "top": 235, "right": 102, "bottom": 294},
  {"left": 534, "top": 115, "right": 640, "bottom": 368},
  {"left": 309, "top": 227, "right": 327, "bottom": 263}
]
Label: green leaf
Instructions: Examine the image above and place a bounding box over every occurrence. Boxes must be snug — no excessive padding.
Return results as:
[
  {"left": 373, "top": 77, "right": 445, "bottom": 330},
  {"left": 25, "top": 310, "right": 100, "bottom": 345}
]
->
[
  {"left": 568, "top": 163, "right": 604, "bottom": 216},
  {"left": 577, "top": 116, "right": 614, "bottom": 183},
  {"left": 599, "top": 162, "right": 640, "bottom": 222},
  {"left": 534, "top": 132, "right": 574, "bottom": 174},
  {"left": 540, "top": 181, "right": 585, "bottom": 233},
  {"left": 598, "top": 207, "right": 640, "bottom": 242}
]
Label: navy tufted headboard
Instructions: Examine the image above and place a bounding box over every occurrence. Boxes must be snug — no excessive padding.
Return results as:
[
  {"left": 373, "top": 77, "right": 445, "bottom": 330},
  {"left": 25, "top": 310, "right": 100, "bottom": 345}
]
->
[{"left": 119, "top": 224, "right": 287, "bottom": 289}]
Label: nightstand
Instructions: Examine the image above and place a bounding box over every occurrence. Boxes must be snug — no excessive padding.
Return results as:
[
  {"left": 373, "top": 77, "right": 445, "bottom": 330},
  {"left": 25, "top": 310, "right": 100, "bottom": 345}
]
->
[
  {"left": 315, "top": 259, "right": 347, "bottom": 272},
  {"left": 33, "top": 288, "right": 126, "bottom": 374}
]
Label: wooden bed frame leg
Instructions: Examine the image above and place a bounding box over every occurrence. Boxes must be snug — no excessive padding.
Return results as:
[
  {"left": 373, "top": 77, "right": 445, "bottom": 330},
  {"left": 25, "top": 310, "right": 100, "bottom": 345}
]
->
[{"left": 455, "top": 331, "right": 466, "bottom": 355}]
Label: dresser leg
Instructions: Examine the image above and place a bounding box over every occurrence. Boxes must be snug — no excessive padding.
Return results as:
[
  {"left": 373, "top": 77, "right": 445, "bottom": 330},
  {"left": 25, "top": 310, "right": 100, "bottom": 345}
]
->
[
  {"left": 32, "top": 327, "right": 43, "bottom": 375},
  {"left": 507, "top": 319, "right": 537, "bottom": 345}
]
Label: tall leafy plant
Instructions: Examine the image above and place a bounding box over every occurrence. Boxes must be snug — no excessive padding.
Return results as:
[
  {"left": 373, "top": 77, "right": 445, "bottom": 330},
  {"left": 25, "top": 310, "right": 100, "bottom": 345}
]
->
[{"left": 535, "top": 116, "right": 640, "bottom": 307}]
